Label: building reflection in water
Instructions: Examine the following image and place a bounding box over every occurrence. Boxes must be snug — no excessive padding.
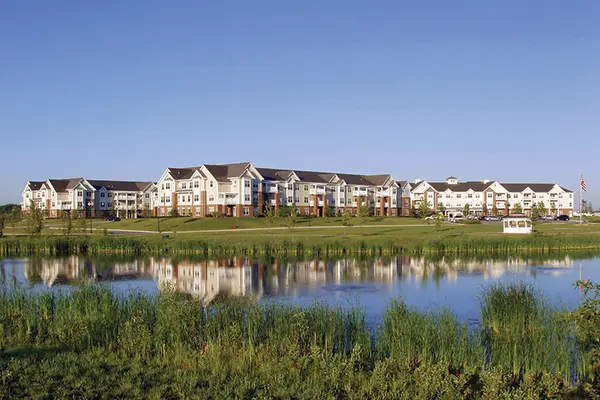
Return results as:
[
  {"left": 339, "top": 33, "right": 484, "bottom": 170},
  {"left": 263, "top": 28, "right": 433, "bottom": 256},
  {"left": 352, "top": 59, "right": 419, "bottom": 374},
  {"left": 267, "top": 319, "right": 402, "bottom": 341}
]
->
[{"left": 13, "top": 255, "right": 575, "bottom": 300}]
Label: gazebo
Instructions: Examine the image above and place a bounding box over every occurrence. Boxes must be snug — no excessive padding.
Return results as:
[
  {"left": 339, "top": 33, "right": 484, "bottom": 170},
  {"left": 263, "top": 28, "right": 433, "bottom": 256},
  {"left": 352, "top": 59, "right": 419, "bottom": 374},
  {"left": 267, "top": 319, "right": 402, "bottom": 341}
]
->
[{"left": 503, "top": 214, "right": 532, "bottom": 234}]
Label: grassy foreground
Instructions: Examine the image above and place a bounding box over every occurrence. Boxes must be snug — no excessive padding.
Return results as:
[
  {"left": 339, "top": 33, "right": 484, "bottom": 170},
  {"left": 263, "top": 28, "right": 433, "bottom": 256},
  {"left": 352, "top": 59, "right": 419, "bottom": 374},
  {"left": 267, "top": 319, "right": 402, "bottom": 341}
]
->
[{"left": 0, "top": 282, "right": 598, "bottom": 398}]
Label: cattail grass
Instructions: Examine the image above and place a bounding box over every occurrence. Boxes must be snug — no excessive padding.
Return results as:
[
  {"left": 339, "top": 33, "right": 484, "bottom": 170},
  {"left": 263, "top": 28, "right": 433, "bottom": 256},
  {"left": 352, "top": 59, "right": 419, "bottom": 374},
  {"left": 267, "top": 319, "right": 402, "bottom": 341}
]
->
[{"left": 3, "top": 233, "right": 600, "bottom": 258}]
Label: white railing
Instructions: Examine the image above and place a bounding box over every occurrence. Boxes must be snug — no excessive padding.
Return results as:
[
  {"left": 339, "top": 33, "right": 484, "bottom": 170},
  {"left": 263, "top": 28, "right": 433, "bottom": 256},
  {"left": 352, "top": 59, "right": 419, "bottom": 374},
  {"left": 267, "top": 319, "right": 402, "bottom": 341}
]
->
[
  {"left": 309, "top": 187, "right": 326, "bottom": 195},
  {"left": 353, "top": 190, "right": 368, "bottom": 196}
]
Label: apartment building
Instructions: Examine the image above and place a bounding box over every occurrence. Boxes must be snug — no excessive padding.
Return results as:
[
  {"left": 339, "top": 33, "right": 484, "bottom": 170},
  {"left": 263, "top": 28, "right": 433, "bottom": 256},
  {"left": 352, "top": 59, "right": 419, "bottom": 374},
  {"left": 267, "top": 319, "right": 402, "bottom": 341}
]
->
[
  {"left": 155, "top": 162, "right": 402, "bottom": 218},
  {"left": 21, "top": 178, "right": 154, "bottom": 218},
  {"left": 410, "top": 177, "right": 574, "bottom": 216}
]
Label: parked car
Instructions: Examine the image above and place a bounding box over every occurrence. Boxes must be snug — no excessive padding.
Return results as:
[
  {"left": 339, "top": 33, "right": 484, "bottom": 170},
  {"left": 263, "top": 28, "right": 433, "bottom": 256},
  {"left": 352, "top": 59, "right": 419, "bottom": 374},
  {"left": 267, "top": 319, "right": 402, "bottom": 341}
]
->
[
  {"left": 106, "top": 216, "right": 121, "bottom": 222},
  {"left": 449, "top": 213, "right": 464, "bottom": 223},
  {"left": 554, "top": 214, "right": 570, "bottom": 221}
]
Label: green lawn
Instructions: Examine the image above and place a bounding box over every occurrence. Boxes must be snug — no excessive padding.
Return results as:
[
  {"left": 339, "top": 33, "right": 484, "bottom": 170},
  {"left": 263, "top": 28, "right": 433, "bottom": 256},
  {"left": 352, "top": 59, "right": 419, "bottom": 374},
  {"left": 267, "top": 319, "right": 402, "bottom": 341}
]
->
[{"left": 46, "top": 215, "right": 431, "bottom": 233}]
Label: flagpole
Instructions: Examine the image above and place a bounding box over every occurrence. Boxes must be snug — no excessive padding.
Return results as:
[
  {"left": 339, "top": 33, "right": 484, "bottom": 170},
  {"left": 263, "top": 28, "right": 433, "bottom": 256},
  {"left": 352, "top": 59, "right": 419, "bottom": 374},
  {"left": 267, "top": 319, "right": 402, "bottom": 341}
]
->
[{"left": 580, "top": 169, "right": 583, "bottom": 226}]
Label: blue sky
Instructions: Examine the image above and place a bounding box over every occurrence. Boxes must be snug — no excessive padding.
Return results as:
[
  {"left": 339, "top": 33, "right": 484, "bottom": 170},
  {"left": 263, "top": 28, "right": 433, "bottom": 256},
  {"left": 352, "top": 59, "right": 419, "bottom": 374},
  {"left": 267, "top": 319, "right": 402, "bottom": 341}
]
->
[{"left": 1, "top": 1, "right": 598, "bottom": 205}]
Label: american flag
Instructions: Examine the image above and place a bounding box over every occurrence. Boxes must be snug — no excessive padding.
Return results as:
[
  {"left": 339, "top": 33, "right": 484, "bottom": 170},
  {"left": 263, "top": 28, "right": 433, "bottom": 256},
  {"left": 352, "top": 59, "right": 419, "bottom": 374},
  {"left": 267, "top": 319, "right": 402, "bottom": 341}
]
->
[{"left": 581, "top": 173, "right": 587, "bottom": 192}]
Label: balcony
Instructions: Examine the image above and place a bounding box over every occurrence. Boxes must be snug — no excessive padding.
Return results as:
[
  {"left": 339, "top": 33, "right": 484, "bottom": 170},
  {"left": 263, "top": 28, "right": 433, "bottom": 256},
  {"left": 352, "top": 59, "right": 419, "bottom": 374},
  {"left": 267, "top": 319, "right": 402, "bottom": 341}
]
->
[
  {"left": 309, "top": 187, "right": 326, "bottom": 195},
  {"left": 353, "top": 189, "right": 368, "bottom": 196},
  {"left": 309, "top": 200, "right": 325, "bottom": 207}
]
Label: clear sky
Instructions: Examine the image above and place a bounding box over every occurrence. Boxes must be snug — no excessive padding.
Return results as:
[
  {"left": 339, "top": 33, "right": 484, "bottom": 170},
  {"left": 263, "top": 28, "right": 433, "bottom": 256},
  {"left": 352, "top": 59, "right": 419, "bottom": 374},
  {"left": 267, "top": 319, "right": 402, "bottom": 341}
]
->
[{"left": 1, "top": 1, "right": 598, "bottom": 205}]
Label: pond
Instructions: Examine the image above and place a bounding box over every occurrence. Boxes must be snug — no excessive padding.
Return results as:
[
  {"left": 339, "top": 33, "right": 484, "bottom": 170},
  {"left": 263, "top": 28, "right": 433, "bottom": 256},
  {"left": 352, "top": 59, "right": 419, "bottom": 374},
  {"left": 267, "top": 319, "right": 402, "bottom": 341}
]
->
[{"left": 1, "top": 254, "right": 597, "bottom": 324}]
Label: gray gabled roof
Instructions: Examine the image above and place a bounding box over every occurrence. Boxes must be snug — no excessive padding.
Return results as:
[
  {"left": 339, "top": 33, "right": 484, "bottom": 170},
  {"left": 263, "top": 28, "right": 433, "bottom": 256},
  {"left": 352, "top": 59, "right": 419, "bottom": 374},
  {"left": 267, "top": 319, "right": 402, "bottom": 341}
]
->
[
  {"left": 204, "top": 162, "right": 251, "bottom": 183},
  {"left": 427, "top": 181, "right": 494, "bottom": 192},
  {"left": 498, "top": 183, "right": 572, "bottom": 193},
  {"left": 48, "top": 178, "right": 83, "bottom": 192},
  {"left": 28, "top": 181, "right": 45, "bottom": 191},
  {"left": 257, "top": 167, "right": 392, "bottom": 186},
  {"left": 87, "top": 180, "right": 153, "bottom": 192},
  {"left": 167, "top": 166, "right": 203, "bottom": 180}
]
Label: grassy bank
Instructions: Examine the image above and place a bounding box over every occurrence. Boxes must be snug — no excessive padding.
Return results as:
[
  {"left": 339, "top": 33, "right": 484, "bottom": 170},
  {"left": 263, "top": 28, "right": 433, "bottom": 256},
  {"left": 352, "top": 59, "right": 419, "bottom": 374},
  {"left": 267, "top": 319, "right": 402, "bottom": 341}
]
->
[
  {"left": 0, "top": 282, "right": 598, "bottom": 398},
  {"left": 3, "top": 230, "right": 600, "bottom": 258}
]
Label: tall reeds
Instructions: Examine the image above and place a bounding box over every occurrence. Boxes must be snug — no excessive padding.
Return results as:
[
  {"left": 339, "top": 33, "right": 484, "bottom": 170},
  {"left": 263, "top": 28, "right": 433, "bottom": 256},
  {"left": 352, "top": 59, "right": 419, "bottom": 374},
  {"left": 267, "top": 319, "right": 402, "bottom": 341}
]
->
[
  {"left": 3, "top": 233, "right": 600, "bottom": 257},
  {"left": 0, "top": 280, "right": 595, "bottom": 386}
]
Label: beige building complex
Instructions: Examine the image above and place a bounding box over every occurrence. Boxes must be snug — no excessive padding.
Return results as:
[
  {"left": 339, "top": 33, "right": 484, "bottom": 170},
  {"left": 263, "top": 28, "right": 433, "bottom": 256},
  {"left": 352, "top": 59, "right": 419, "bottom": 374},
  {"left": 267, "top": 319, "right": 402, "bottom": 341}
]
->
[{"left": 21, "top": 164, "right": 573, "bottom": 219}]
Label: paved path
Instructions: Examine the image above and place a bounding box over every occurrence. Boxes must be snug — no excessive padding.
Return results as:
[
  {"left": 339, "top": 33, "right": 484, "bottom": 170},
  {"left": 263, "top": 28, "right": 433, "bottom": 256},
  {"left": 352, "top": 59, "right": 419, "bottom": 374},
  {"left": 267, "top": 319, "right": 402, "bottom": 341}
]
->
[{"left": 95, "top": 224, "right": 435, "bottom": 235}]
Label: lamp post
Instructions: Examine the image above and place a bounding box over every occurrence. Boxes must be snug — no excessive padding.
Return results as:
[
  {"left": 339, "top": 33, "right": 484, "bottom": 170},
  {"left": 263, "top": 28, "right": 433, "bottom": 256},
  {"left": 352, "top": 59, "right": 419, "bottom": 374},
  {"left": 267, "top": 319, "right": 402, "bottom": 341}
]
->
[{"left": 87, "top": 201, "right": 93, "bottom": 234}]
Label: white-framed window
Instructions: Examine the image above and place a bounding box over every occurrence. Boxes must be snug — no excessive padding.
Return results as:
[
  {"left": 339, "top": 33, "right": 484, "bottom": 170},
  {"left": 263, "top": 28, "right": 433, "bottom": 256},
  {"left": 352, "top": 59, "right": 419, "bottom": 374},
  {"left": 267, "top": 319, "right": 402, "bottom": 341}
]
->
[
  {"left": 303, "top": 197, "right": 308, "bottom": 203},
  {"left": 194, "top": 180, "right": 199, "bottom": 188},
  {"left": 166, "top": 198, "right": 171, "bottom": 203},
  {"left": 181, "top": 183, "right": 187, "bottom": 189},
  {"left": 244, "top": 180, "right": 250, "bottom": 188},
  {"left": 77, "top": 191, "right": 83, "bottom": 197},
  {"left": 195, "top": 208, "right": 201, "bottom": 216},
  {"left": 245, "top": 195, "right": 250, "bottom": 202},
  {"left": 194, "top": 195, "right": 199, "bottom": 202},
  {"left": 243, "top": 207, "right": 249, "bottom": 216},
  {"left": 487, "top": 193, "right": 492, "bottom": 198},
  {"left": 513, "top": 194, "right": 518, "bottom": 198},
  {"left": 468, "top": 194, "right": 472, "bottom": 198},
  {"left": 287, "top": 196, "right": 292, "bottom": 203},
  {"left": 210, "top": 181, "right": 214, "bottom": 188},
  {"left": 295, "top": 197, "right": 299, "bottom": 203},
  {"left": 187, "top": 195, "right": 191, "bottom": 202},
  {"left": 304, "top": 185, "right": 309, "bottom": 191},
  {"left": 475, "top": 194, "right": 481, "bottom": 198},
  {"left": 304, "top": 208, "right": 309, "bottom": 215},
  {"left": 209, "top": 207, "right": 215, "bottom": 213},
  {"left": 456, "top": 194, "right": 462, "bottom": 198},
  {"left": 165, "top": 183, "right": 171, "bottom": 190},
  {"left": 209, "top": 195, "right": 214, "bottom": 202}
]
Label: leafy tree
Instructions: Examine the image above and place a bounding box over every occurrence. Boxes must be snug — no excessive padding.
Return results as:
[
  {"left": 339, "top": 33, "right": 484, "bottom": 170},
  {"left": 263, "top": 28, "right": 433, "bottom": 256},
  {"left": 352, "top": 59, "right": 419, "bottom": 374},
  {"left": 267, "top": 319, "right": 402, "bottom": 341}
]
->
[
  {"left": 61, "top": 212, "right": 73, "bottom": 237},
  {"left": 550, "top": 203, "right": 557, "bottom": 216},
  {"left": 264, "top": 203, "right": 277, "bottom": 232},
  {"left": 513, "top": 203, "right": 523, "bottom": 214},
  {"left": 0, "top": 204, "right": 19, "bottom": 214},
  {"left": 582, "top": 200, "right": 594, "bottom": 215},
  {"left": 433, "top": 212, "right": 444, "bottom": 231},
  {"left": 418, "top": 199, "right": 430, "bottom": 219},
  {"left": 0, "top": 213, "right": 5, "bottom": 238},
  {"left": 9, "top": 208, "right": 22, "bottom": 228},
  {"left": 462, "top": 203, "right": 470, "bottom": 217},
  {"left": 169, "top": 207, "right": 180, "bottom": 218},
  {"left": 358, "top": 197, "right": 370, "bottom": 219},
  {"left": 24, "top": 201, "right": 44, "bottom": 237},
  {"left": 537, "top": 202, "right": 547, "bottom": 217},
  {"left": 492, "top": 204, "right": 498, "bottom": 216},
  {"left": 142, "top": 204, "right": 151, "bottom": 218},
  {"left": 482, "top": 203, "right": 488, "bottom": 216},
  {"left": 505, "top": 201, "right": 510, "bottom": 216},
  {"left": 530, "top": 202, "right": 541, "bottom": 230},
  {"left": 341, "top": 211, "right": 354, "bottom": 238},
  {"left": 285, "top": 203, "right": 299, "bottom": 232}
]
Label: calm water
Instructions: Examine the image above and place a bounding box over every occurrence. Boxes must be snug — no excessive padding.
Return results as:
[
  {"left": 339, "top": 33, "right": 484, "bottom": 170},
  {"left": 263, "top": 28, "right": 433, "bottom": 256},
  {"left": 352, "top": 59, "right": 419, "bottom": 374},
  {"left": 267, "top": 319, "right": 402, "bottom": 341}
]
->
[{"left": 1, "top": 255, "right": 598, "bottom": 323}]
